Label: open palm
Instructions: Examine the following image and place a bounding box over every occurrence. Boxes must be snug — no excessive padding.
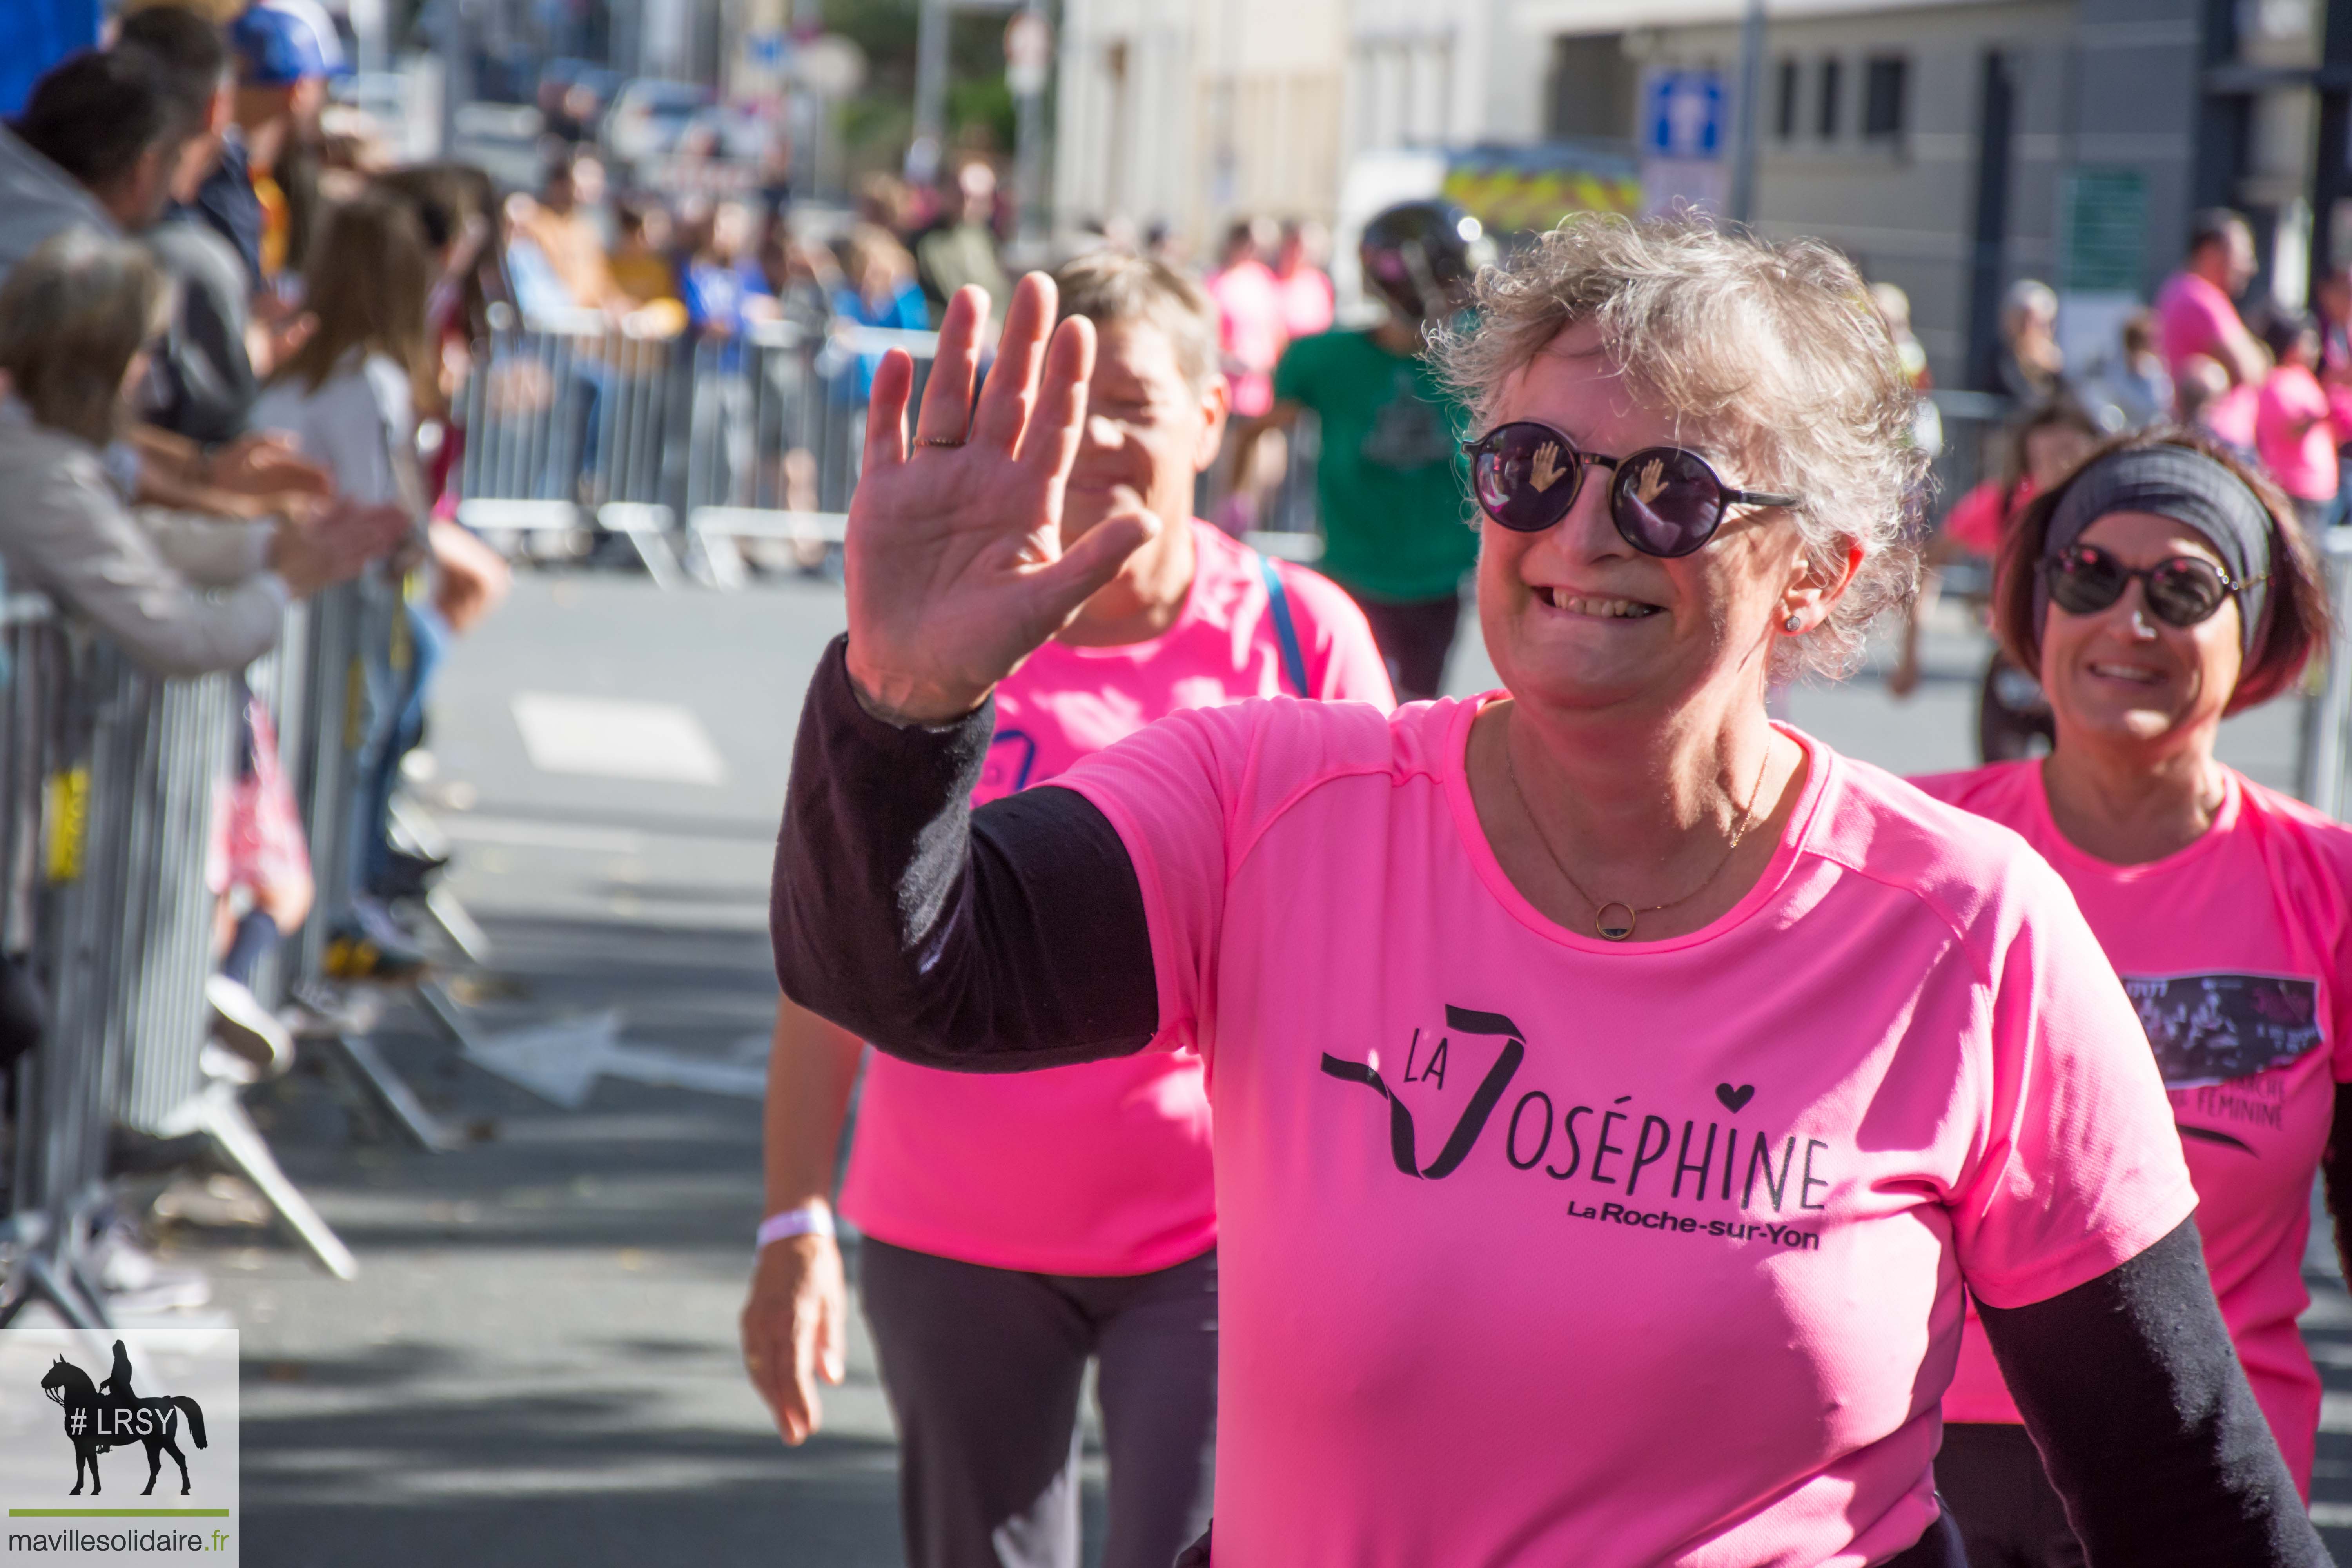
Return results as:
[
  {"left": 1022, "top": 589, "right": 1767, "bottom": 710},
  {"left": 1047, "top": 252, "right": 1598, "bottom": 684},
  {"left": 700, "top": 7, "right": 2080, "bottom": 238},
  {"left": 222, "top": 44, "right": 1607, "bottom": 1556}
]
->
[{"left": 842, "top": 275, "right": 1158, "bottom": 725}]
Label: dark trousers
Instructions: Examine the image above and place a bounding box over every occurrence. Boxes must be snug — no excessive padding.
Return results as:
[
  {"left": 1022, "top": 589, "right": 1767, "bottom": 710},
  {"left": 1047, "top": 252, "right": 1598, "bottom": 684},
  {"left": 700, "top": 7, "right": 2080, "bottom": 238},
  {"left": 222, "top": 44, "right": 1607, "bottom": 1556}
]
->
[
  {"left": 1346, "top": 587, "right": 1462, "bottom": 703},
  {"left": 1977, "top": 653, "right": 2054, "bottom": 763},
  {"left": 1936, "top": 1422, "right": 2083, "bottom": 1568},
  {"left": 859, "top": 1238, "right": 1218, "bottom": 1568}
]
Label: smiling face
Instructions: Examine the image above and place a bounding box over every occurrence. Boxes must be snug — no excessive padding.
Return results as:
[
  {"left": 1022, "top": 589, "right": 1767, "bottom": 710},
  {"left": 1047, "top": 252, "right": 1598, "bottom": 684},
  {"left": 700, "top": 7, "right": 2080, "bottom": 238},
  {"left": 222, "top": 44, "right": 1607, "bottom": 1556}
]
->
[
  {"left": 1062, "top": 318, "right": 1227, "bottom": 544},
  {"left": 2038, "top": 509, "right": 2242, "bottom": 751},
  {"left": 1476, "top": 319, "right": 1849, "bottom": 720}
]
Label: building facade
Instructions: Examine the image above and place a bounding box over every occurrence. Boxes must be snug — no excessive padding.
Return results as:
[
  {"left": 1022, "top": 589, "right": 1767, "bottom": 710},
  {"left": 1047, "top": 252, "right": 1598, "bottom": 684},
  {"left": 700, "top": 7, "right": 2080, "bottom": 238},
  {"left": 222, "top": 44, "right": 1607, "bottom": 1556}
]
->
[{"left": 1051, "top": 0, "right": 1348, "bottom": 255}]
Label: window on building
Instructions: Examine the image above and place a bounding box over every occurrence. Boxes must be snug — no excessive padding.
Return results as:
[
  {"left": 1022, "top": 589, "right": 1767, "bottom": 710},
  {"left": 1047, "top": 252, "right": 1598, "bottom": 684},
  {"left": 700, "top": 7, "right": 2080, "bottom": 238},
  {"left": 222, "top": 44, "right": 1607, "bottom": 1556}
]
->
[
  {"left": 1546, "top": 33, "right": 1636, "bottom": 140},
  {"left": 1775, "top": 58, "right": 1798, "bottom": 140},
  {"left": 1816, "top": 56, "right": 1842, "bottom": 139},
  {"left": 1863, "top": 55, "right": 1907, "bottom": 140}
]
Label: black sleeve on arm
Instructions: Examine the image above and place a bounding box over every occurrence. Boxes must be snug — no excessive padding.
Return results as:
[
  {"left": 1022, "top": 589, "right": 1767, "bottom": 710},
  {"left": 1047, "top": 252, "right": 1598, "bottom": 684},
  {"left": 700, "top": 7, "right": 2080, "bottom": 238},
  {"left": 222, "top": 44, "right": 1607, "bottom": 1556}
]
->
[
  {"left": 2324, "top": 1083, "right": 2352, "bottom": 1289},
  {"left": 770, "top": 634, "right": 1160, "bottom": 1071},
  {"left": 1976, "top": 1218, "right": 2330, "bottom": 1567}
]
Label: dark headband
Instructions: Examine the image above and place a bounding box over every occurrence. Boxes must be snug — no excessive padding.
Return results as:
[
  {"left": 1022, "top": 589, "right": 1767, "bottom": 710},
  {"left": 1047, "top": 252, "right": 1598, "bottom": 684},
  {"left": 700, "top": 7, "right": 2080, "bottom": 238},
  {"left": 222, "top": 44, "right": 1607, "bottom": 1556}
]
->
[{"left": 2037, "top": 444, "right": 2273, "bottom": 655}]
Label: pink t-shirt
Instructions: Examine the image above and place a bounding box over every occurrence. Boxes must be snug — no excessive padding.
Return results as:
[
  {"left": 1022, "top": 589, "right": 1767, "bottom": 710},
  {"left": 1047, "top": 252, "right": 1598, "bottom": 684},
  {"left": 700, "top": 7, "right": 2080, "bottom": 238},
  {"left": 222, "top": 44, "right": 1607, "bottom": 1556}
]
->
[
  {"left": 2256, "top": 363, "right": 2341, "bottom": 501},
  {"left": 1207, "top": 259, "right": 1286, "bottom": 418},
  {"left": 2205, "top": 381, "right": 2261, "bottom": 450},
  {"left": 1276, "top": 264, "right": 1335, "bottom": 341},
  {"left": 838, "top": 521, "right": 1393, "bottom": 1276},
  {"left": 2157, "top": 269, "right": 2246, "bottom": 384},
  {"left": 1058, "top": 696, "right": 2195, "bottom": 1566},
  {"left": 1913, "top": 761, "right": 2352, "bottom": 1495},
  {"left": 1941, "top": 477, "right": 2036, "bottom": 558}
]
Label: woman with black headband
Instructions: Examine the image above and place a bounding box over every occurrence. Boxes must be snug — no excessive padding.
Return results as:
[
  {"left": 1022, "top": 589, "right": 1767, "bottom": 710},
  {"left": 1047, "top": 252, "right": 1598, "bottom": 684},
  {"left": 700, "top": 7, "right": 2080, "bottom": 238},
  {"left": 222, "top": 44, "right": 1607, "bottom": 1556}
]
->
[
  {"left": 774, "top": 219, "right": 2328, "bottom": 1565},
  {"left": 1914, "top": 430, "right": 2347, "bottom": 1568}
]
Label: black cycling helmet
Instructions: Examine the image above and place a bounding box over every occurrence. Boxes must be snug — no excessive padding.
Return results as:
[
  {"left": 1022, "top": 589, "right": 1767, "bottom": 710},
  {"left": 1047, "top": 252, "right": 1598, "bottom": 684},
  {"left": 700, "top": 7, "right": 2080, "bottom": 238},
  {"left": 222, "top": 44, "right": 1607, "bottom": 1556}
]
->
[{"left": 1359, "top": 200, "right": 1493, "bottom": 323}]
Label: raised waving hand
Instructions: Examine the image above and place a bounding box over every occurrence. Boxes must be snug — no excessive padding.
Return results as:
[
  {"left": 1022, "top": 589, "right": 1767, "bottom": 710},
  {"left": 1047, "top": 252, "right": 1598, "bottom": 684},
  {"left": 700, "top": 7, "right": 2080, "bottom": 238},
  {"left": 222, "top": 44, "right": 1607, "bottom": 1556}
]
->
[{"left": 842, "top": 274, "right": 1158, "bottom": 725}]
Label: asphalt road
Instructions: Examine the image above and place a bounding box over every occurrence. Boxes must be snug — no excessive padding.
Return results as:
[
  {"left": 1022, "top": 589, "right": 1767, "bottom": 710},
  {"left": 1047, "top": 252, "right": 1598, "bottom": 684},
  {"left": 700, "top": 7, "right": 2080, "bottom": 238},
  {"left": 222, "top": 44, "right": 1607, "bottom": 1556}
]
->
[{"left": 138, "top": 567, "right": 2344, "bottom": 1564}]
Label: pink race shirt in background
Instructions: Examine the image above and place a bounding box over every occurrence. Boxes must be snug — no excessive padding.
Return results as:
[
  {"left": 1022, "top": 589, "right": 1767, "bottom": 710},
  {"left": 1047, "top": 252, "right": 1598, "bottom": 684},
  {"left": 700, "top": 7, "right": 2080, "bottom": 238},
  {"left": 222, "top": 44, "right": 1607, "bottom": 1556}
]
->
[
  {"left": 2256, "top": 363, "right": 2343, "bottom": 502},
  {"left": 838, "top": 521, "right": 1393, "bottom": 1276},
  {"left": 1207, "top": 259, "right": 1287, "bottom": 418},
  {"left": 1914, "top": 761, "right": 2352, "bottom": 1495},
  {"left": 1941, "top": 477, "right": 2036, "bottom": 558},
  {"left": 2156, "top": 269, "right": 2246, "bottom": 383},
  {"left": 1058, "top": 697, "right": 2194, "bottom": 1566},
  {"left": 1277, "top": 265, "right": 1335, "bottom": 341}
]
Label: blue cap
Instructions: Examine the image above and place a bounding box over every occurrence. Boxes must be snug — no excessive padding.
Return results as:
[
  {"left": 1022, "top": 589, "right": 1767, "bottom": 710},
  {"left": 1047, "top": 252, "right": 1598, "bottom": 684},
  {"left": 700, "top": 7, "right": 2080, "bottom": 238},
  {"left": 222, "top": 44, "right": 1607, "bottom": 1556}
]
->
[{"left": 229, "top": 2, "right": 350, "bottom": 86}]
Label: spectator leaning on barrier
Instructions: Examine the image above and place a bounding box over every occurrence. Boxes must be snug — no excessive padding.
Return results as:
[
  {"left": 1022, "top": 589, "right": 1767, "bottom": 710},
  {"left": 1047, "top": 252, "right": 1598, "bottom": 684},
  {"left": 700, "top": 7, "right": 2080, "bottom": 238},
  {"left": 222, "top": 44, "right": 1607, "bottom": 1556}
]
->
[
  {"left": 227, "top": 0, "right": 341, "bottom": 285},
  {"left": 249, "top": 194, "right": 439, "bottom": 982},
  {"left": 114, "top": 4, "right": 263, "bottom": 446},
  {"left": 0, "top": 227, "right": 401, "bottom": 677},
  {"left": 4, "top": 44, "right": 333, "bottom": 523},
  {"left": 0, "top": 47, "right": 185, "bottom": 278}
]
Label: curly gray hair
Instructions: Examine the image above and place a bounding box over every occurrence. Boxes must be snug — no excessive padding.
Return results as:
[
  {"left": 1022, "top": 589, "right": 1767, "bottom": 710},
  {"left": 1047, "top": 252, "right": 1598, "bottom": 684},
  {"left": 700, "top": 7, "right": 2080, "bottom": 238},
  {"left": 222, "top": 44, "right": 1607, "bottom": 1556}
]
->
[{"left": 1434, "top": 213, "right": 1929, "bottom": 681}]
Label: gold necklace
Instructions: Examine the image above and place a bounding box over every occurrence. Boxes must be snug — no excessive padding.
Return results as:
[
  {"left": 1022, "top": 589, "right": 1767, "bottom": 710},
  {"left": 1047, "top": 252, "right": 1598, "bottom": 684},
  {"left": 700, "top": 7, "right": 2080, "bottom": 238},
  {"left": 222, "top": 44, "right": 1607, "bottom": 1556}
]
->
[{"left": 1503, "top": 722, "right": 1775, "bottom": 942}]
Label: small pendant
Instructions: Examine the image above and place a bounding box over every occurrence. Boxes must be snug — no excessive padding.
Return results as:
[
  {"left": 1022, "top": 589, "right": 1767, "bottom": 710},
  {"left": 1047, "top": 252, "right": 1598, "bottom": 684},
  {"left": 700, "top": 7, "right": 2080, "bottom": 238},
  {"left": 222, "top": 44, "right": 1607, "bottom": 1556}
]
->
[{"left": 1594, "top": 902, "right": 1637, "bottom": 941}]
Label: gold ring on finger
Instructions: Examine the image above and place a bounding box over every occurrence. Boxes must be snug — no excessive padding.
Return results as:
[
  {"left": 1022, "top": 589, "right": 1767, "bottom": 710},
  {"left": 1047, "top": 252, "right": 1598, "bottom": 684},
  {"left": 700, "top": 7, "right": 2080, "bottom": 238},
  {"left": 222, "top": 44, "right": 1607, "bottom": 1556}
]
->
[{"left": 916, "top": 436, "right": 967, "bottom": 448}]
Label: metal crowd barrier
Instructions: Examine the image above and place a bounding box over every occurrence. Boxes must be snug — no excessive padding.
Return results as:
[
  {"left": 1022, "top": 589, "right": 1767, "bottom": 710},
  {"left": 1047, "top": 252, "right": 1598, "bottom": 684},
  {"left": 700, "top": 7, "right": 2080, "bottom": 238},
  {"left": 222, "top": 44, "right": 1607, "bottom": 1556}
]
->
[
  {"left": 0, "top": 599, "right": 237, "bottom": 1327},
  {"left": 0, "top": 564, "right": 474, "bottom": 1322},
  {"left": 452, "top": 318, "right": 938, "bottom": 586},
  {"left": 2303, "top": 528, "right": 2352, "bottom": 820}
]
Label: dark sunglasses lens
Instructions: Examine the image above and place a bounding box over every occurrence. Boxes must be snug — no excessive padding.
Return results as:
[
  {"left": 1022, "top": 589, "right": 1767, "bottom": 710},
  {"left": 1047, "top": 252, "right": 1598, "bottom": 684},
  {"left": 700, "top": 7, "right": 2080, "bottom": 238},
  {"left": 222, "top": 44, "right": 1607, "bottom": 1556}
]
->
[
  {"left": 1611, "top": 448, "right": 1723, "bottom": 557},
  {"left": 2045, "top": 549, "right": 2125, "bottom": 615},
  {"left": 1474, "top": 425, "right": 1581, "bottom": 532},
  {"left": 2147, "top": 559, "right": 2230, "bottom": 626}
]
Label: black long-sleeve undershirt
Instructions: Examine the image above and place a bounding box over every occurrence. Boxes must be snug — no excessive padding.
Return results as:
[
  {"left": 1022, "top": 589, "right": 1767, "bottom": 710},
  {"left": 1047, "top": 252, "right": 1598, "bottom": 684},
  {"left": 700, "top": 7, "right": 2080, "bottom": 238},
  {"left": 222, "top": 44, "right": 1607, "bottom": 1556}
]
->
[{"left": 771, "top": 633, "right": 2329, "bottom": 1567}]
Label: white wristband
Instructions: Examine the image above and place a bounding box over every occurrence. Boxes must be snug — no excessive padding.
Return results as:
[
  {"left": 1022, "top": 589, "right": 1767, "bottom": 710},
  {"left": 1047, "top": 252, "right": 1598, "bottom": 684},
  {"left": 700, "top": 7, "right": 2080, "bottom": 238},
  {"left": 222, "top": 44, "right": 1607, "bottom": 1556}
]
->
[{"left": 757, "top": 1205, "right": 836, "bottom": 1249}]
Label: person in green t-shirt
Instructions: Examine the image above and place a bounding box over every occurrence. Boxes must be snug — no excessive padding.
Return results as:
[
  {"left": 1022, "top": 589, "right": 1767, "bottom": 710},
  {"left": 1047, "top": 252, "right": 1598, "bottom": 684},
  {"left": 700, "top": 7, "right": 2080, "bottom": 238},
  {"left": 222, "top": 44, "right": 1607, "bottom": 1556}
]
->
[{"left": 1244, "top": 200, "right": 1492, "bottom": 699}]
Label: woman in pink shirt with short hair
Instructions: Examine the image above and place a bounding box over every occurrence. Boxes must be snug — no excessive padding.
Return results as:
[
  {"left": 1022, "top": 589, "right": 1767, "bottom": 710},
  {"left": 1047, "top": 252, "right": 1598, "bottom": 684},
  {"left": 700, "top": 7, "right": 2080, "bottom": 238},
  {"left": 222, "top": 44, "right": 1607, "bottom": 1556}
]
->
[
  {"left": 742, "top": 250, "right": 1391, "bottom": 1568},
  {"left": 773, "top": 218, "right": 2326, "bottom": 1566},
  {"left": 1916, "top": 431, "right": 2345, "bottom": 1568}
]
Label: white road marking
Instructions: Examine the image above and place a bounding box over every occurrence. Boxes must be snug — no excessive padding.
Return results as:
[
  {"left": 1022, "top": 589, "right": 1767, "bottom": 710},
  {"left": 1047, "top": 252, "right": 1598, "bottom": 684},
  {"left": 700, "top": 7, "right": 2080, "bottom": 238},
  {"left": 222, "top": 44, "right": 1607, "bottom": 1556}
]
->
[
  {"left": 510, "top": 693, "right": 728, "bottom": 784},
  {"left": 464, "top": 1010, "right": 768, "bottom": 1109}
]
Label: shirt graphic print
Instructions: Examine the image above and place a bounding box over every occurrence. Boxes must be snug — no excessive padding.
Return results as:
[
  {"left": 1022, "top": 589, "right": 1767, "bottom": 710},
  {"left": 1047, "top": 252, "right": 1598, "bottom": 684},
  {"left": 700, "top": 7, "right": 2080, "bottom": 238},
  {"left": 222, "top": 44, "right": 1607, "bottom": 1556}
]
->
[{"left": 1913, "top": 760, "right": 2352, "bottom": 1495}]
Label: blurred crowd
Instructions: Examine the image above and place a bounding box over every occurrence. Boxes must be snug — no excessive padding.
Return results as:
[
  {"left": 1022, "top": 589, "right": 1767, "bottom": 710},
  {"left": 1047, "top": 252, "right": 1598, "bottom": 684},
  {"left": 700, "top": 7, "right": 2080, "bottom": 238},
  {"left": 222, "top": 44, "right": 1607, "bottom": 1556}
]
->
[
  {"left": 1881, "top": 204, "right": 2352, "bottom": 761},
  {"left": 0, "top": 0, "right": 525, "bottom": 1313}
]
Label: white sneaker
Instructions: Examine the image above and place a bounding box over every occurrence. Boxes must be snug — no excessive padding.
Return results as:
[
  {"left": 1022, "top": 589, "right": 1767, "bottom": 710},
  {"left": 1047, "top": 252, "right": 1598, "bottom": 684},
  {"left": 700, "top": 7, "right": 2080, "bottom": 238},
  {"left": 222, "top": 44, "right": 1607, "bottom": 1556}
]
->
[
  {"left": 93, "top": 1225, "right": 211, "bottom": 1313},
  {"left": 206, "top": 974, "right": 294, "bottom": 1079}
]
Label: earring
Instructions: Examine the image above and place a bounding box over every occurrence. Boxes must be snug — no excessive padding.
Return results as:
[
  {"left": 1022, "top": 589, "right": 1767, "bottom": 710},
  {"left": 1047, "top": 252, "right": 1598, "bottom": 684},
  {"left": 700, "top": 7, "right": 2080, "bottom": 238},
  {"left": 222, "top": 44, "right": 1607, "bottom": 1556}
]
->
[{"left": 1783, "top": 613, "right": 1803, "bottom": 633}]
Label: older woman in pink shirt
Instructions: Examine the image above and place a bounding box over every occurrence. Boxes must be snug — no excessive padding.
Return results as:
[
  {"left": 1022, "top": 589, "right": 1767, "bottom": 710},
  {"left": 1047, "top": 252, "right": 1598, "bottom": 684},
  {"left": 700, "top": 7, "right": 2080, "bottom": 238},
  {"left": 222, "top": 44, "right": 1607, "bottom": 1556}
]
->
[{"left": 772, "top": 218, "right": 2325, "bottom": 1566}]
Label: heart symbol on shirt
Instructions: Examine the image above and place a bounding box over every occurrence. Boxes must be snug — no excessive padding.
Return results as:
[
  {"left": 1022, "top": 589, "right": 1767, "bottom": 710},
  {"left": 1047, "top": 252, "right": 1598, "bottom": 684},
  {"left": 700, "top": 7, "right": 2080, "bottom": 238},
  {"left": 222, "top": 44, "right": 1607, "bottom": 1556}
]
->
[{"left": 1715, "top": 1083, "right": 1755, "bottom": 1112}]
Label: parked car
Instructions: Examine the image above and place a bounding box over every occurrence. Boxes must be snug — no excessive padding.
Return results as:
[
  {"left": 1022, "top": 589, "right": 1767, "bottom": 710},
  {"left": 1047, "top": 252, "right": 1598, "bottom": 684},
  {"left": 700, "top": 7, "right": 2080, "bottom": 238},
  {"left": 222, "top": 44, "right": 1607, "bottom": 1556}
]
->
[{"left": 601, "top": 78, "right": 713, "bottom": 168}]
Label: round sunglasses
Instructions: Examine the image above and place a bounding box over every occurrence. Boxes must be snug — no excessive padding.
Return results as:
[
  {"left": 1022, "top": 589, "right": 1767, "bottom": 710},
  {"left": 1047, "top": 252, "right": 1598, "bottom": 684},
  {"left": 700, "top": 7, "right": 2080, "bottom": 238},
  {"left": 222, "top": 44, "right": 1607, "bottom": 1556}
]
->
[
  {"left": 1462, "top": 421, "right": 1804, "bottom": 558},
  {"left": 2041, "top": 543, "right": 2261, "bottom": 628}
]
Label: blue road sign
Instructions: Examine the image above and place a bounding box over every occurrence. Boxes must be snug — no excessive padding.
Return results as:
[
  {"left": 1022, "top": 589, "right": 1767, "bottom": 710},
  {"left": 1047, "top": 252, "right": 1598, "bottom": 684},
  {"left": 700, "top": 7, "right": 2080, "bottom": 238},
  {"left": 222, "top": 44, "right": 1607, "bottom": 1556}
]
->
[
  {"left": 0, "top": 0, "right": 98, "bottom": 118},
  {"left": 1644, "top": 70, "right": 1724, "bottom": 161}
]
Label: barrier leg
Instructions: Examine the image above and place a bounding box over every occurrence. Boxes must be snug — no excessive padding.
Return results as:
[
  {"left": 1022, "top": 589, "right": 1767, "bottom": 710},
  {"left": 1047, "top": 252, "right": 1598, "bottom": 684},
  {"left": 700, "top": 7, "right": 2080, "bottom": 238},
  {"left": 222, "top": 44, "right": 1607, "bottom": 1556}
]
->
[
  {"left": 156, "top": 1083, "right": 358, "bottom": 1281},
  {"left": 421, "top": 887, "right": 493, "bottom": 967},
  {"left": 315, "top": 1034, "right": 450, "bottom": 1153},
  {"left": 412, "top": 978, "right": 479, "bottom": 1055},
  {"left": 0, "top": 1246, "right": 111, "bottom": 1332}
]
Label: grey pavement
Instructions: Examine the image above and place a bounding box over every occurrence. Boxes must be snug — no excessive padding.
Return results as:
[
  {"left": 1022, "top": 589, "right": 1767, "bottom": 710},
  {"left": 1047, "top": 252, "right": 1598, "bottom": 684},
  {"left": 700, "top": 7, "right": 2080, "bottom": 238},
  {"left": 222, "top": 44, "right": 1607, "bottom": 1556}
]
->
[{"left": 123, "top": 569, "right": 2347, "bottom": 1563}]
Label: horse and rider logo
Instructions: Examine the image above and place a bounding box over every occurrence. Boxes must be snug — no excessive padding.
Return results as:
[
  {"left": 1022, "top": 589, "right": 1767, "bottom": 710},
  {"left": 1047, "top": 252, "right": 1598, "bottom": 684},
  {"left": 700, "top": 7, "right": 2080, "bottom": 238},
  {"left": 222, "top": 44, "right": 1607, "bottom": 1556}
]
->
[{"left": 38, "top": 1341, "right": 208, "bottom": 1495}]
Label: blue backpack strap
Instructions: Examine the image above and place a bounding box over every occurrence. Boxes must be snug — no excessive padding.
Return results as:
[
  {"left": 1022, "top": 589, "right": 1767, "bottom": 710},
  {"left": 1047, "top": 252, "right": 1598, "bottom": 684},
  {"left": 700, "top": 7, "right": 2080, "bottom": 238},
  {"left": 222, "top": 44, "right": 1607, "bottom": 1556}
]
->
[{"left": 1255, "top": 550, "right": 1311, "bottom": 697}]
